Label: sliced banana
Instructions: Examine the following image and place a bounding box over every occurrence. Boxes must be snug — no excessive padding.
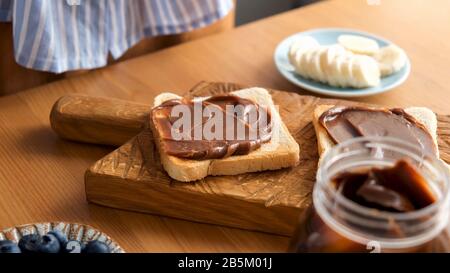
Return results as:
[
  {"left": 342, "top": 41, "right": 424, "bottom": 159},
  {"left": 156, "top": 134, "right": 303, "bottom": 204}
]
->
[
  {"left": 314, "top": 46, "right": 328, "bottom": 83},
  {"left": 290, "top": 37, "right": 384, "bottom": 88},
  {"left": 331, "top": 55, "right": 347, "bottom": 87},
  {"left": 308, "top": 48, "right": 321, "bottom": 80},
  {"left": 288, "top": 36, "right": 320, "bottom": 65},
  {"left": 304, "top": 49, "right": 317, "bottom": 80},
  {"left": 295, "top": 48, "right": 314, "bottom": 79},
  {"left": 339, "top": 56, "right": 353, "bottom": 88},
  {"left": 326, "top": 57, "right": 340, "bottom": 87},
  {"left": 321, "top": 45, "right": 346, "bottom": 86},
  {"left": 374, "top": 44, "right": 407, "bottom": 77},
  {"left": 315, "top": 46, "right": 329, "bottom": 83},
  {"left": 338, "top": 34, "right": 380, "bottom": 56},
  {"left": 318, "top": 45, "right": 339, "bottom": 75},
  {"left": 293, "top": 50, "right": 307, "bottom": 77},
  {"left": 351, "top": 55, "right": 381, "bottom": 88},
  {"left": 318, "top": 46, "right": 330, "bottom": 82}
]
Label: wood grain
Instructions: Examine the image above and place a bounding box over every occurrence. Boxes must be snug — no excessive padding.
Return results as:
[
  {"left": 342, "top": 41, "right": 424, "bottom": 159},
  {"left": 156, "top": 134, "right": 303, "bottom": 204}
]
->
[
  {"left": 85, "top": 82, "right": 450, "bottom": 236},
  {"left": 1, "top": 0, "right": 450, "bottom": 252},
  {"left": 50, "top": 95, "right": 149, "bottom": 146}
]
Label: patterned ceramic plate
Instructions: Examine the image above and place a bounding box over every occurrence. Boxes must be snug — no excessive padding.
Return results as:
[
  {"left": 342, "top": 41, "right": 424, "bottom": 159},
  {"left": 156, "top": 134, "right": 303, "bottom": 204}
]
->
[{"left": 0, "top": 222, "right": 125, "bottom": 253}]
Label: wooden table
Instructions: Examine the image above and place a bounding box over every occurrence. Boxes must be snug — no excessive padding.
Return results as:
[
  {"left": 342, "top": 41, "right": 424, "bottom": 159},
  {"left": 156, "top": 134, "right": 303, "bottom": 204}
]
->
[{"left": 0, "top": 0, "right": 448, "bottom": 252}]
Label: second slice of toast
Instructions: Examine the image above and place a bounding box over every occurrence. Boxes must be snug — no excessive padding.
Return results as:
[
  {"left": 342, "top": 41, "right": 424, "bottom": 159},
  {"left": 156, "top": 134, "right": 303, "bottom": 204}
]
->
[
  {"left": 312, "top": 104, "right": 440, "bottom": 158},
  {"left": 150, "top": 88, "right": 300, "bottom": 182}
]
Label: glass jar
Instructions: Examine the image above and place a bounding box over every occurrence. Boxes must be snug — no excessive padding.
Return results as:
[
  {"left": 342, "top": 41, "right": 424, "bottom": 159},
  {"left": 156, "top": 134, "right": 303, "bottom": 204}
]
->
[{"left": 289, "top": 137, "right": 450, "bottom": 253}]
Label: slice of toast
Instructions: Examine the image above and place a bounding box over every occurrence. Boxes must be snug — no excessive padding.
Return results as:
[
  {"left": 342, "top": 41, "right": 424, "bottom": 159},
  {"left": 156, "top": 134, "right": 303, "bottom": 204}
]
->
[
  {"left": 150, "top": 88, "right": 300, "bottom": 182},
  {"left": 312, "top": 104, "right": 441, "bottom": 159}
]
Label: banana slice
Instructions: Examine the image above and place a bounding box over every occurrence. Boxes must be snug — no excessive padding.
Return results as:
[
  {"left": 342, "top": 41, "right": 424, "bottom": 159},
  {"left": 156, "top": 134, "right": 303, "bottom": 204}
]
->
[
  {"left": 318, "top": 46, "right": 330, "bottom": 82},
  {"left": 293, "top": 50, "right": 307, "bottom": 77},
  {"left": 320, "top": 45, "right": 346, "bottom": 86},
  {"left": 374, "top": 44, "right": 407, "bottom": 77},
  {"left": 288, "top": 36, "right": 319, "bottom": 65},
  {"left": 331, "top": 55, "right": 347, "bottom": 87},
  {"left": 314, "top": 46, "right": 328, "bottom": 83},
  {"left": 315, "top": 46, "right": 329, "bottom": 83},
  {"left": 292, "top": 47, "right": 311, "bottom": 78},
  {"left": 295, "top": 48, "right": 315, "bottom": 79},
  {"left": 340, "top": 55, "right": 353, "bottom": 87},
  {"left": 351, "top": 55, "right": 381, "bottom": 88},
  {"left": 327, "top": 57, "right": 340, "bottom": 87},
  {"left": 296, "top": 46, "right": 328, "bottom": 83},
  {"left": 318, "top": 45, "right": 337, "bottom": 74},
  {"left": 308, "top": 48, "right": 321, "bottom": 80},
  {"left": 338, "top": 34, "right": 380, "bottom": 55},
  {"left": 305, "top": 49, "right": 318, "bottom": 80}
]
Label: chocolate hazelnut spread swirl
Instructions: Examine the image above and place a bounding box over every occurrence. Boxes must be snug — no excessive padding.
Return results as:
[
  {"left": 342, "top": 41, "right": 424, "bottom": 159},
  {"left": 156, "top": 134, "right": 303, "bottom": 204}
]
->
[
  {"left": 319, "top": 106, "right": 438, "bottom": 155},
  {"left": 151, "top": 95, "right": 272, "bottom": 160}
]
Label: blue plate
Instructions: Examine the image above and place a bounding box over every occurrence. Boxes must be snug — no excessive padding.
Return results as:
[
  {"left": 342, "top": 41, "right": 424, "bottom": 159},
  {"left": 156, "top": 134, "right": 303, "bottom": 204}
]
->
[{"left": 274, "top": 28, "right": 411, "bottom": 98}]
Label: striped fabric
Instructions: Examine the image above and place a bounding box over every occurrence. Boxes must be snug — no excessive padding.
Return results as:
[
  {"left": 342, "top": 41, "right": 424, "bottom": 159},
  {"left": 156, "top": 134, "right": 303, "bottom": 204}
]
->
[{"left": 0, "top": 0, "right": 234, "bottom": 73}]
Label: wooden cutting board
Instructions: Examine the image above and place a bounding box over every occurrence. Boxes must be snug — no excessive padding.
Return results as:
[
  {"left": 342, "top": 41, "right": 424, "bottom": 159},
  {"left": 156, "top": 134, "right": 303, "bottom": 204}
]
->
[{"left": 83, "top": 82, "right": 450, "bottom": 236}]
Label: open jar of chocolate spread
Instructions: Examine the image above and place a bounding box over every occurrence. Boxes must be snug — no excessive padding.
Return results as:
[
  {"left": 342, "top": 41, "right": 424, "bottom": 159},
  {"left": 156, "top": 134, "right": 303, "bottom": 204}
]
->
[{"left": 289, "top": 137, "right": 450, "bottom": 253}]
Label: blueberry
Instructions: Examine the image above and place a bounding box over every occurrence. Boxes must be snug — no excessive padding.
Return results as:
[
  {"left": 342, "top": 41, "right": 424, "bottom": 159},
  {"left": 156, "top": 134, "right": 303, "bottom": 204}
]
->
[
  {"left": 48, "top": 230, "right": 68, "bottom": 246},
  {"left": 38, "top": 234, "right": 61, "bottom": 253},
  {"left": 0, "top": 240, "right": 13, "bottom": 246},
  {"left": 63, "top": 240, "right": 82, "bottom": 253},
  {"left": 83, "top": 240, "right": 110, "bottom": 253},
  {"left": 0, "top": 240, "right": 21, "bottom": 253},
  {"left": 18, "top": 234, "right": 42, "bottom": 253}
]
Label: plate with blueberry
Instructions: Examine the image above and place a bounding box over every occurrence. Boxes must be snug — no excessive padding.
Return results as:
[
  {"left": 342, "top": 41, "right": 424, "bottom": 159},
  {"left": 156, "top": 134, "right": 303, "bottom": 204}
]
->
[{"left": 0, "top": 222, "right": 124, "bottom": 254}]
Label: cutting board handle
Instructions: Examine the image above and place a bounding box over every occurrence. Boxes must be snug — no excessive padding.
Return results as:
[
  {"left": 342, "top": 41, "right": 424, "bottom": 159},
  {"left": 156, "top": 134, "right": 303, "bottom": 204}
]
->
[{"left": 50, "top": 94, "right": 150, "bottom": 146}]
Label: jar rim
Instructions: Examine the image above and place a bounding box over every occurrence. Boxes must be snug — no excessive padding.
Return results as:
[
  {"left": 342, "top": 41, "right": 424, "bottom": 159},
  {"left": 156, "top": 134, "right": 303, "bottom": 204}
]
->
[{"left": 314, "top": 136, "right": 450, "bottom": 248}]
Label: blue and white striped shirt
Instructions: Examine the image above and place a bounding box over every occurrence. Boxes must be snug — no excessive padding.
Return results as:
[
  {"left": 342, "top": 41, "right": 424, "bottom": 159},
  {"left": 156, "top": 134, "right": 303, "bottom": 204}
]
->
[{"left": 0, "top": 0, "right": 234, "bottom": 73}]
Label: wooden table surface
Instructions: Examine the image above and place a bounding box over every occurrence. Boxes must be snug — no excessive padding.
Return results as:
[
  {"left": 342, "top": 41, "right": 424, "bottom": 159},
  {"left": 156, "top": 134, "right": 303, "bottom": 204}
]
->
[{"left": 1, "top": 0, "right": 449, "bottom": 252}]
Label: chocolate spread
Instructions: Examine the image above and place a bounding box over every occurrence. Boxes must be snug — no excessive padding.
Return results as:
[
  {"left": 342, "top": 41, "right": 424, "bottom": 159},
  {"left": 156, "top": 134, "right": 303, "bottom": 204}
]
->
[
  {"left": 332, "top": 160, "right": 436, "bottom": 212},
  {"left": 151, "top": 95, "right": 272, "bottom": 160},
  {"left": 319, "top": 106, "right": 438, "bottom": 154}
]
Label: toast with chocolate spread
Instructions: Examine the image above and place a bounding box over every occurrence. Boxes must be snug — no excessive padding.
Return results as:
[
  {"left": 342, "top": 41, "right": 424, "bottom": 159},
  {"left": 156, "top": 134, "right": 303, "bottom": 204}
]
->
[
  {"left": 150, "top": 88, "right": 300, "bottom": 182},
  {"left": 312, "top": 105, "right": 440, "bottom": 158}
]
